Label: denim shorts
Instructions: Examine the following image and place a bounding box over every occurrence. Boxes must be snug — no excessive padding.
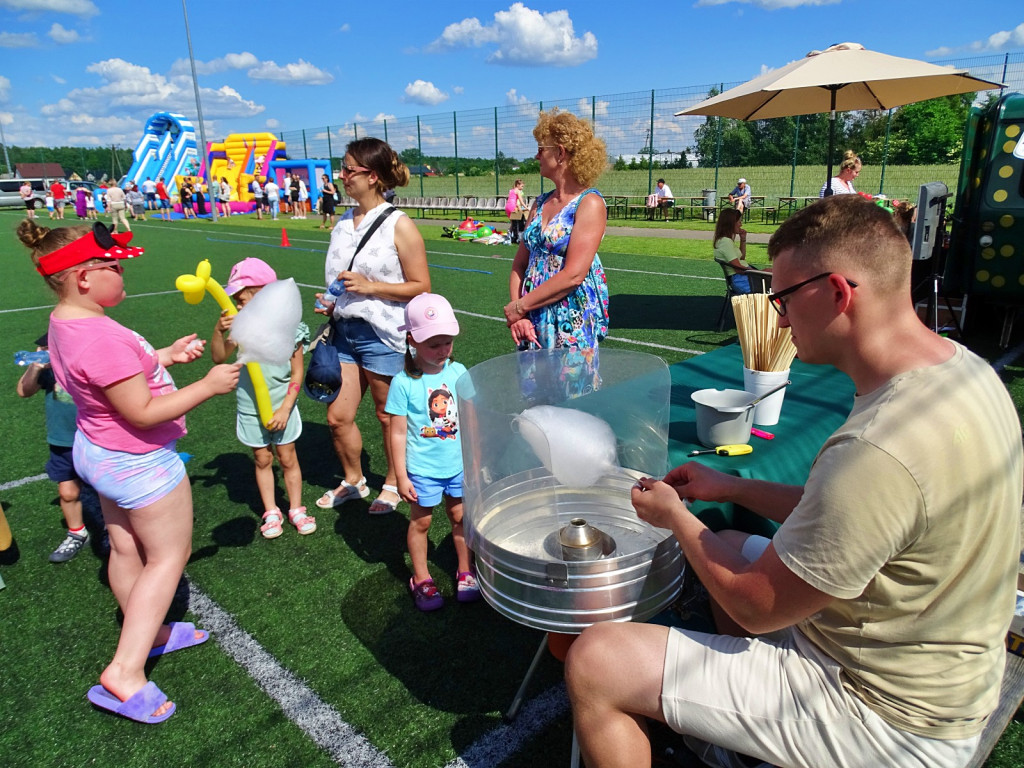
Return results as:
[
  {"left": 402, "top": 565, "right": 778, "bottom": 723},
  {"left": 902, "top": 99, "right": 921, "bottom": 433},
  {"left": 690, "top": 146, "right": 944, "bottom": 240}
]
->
[
  {"left": 72, "top": 432, "right": 186, "bottom": 509},
  {"left": 334, "top": 317, "right": 403, "bottom": 377},
  {"left": 46, "top": 444, "right": 80, "bottom": 484},
  {"left": 407, "top": 471, "right": 464, "bottom": 508}
]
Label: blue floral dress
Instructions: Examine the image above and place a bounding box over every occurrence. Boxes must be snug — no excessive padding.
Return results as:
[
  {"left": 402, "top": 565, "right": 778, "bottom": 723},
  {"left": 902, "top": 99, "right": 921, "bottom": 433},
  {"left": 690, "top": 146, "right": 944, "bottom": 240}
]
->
[{"left": 521, "top": 188, "right": 610, "bottom": 350}]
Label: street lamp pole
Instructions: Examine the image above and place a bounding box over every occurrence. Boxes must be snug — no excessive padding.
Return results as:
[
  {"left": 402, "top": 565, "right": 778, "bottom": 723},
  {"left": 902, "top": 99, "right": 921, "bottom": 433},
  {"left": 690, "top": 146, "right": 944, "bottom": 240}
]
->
[{"left": 181, "top": 0, "right": 217, "bottom": 221}]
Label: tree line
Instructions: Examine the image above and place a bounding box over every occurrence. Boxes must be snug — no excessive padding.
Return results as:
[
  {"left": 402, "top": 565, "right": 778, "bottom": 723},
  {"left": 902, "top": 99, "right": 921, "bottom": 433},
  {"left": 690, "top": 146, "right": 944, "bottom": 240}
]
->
[{"left": 0, "top": 145, "right": 134, "bottom": 179}]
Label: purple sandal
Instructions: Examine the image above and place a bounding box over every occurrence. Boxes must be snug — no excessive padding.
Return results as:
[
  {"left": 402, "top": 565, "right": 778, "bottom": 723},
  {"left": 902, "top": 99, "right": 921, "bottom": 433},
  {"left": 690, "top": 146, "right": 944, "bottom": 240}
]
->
[{"left": 410, "top": 577, "right": 444, "bottom": 612}]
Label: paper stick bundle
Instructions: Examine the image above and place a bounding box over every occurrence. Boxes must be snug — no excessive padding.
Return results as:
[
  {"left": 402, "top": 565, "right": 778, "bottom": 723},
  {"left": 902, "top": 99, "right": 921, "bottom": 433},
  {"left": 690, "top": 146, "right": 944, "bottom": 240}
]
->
[{"left": 731, "top": 293, "right": 797, "bottom": 372}]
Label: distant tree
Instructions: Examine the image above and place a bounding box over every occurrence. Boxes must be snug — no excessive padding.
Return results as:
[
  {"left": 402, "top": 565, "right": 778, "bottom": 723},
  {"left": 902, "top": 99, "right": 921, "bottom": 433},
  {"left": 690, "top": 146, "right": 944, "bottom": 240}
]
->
[
  {"left": 399, "top": 148, "right": 425, "bottom": 166},
  {"left": 613, "top": 155, "right": 628, "bottom": 171}
]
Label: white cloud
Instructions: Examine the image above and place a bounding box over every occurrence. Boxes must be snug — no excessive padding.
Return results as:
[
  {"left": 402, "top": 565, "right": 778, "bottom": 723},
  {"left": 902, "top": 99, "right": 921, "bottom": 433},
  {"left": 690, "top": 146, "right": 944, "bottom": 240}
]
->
[
  {"left": 0, "top": 0, "right": 99, "bottom": 16},
  {"left": 266, "top": 118, "right": 280, "bottom": 129},
  {"left": 453, "top": 85, "right": 464, "bottom": 94},
  {"left": 169, "top": 52, "right": 260, "bottom": 76},
  {"left": 927, "top": 23, "right": 1024, "bottom": 57},
  {"left": 507, "top": 88, "right": 529, "bottom": 105},
  {"left": 340, "top": 23, "right": 350, "bottom": 32},
  {"left": 52, "top": 74, "right": 66, "bottom": 84},
  {"left": 39, "top": 58, "right": 264, "bottom": 123},
  {"left": 429, "top": 3, "right": 597, "bottom": 67},
  {"left": 578, "top": 97, "right": 609, "bottom": 117},
  {"left": 403, "top": 79, "right": 449, "bottom": 105},
  {"left": 48, "top": 22, "right": 79, "bottom": 44},
  {"left": 0, "top": 31, "right": 38, "bottom": 47},
  {"left": 0, "top": 76, "right": 9, "bottom": 101},
  {"left": 247, "top": 58, "right": 333, "bottom": 84}
]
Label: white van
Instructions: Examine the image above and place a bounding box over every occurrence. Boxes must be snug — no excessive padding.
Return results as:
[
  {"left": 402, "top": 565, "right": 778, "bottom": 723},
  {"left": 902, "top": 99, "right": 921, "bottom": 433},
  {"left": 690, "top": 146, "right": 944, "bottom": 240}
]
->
[{"left": 0, "top": 178, "right": 52, "bottom": 209}]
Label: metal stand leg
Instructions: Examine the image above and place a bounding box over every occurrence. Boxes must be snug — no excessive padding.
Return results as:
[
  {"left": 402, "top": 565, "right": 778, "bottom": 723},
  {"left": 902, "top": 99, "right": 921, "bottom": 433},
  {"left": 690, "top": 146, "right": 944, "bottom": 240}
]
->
[{"left": 504, "top": 633, "right": 549, "bottom": 721}]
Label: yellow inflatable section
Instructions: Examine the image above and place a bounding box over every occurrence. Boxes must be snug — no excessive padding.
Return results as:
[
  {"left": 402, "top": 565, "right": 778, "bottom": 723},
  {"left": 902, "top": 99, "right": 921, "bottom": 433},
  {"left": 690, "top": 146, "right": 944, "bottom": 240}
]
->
[{"left": 207, "top": 132, "right": 283, "bottom": 202}]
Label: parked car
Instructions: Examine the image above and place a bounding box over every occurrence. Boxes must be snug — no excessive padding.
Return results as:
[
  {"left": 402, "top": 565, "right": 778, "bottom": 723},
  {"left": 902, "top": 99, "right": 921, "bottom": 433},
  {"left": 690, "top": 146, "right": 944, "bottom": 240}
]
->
[{"left": 0, "top": 178, "right": 49, "bottom": 209}]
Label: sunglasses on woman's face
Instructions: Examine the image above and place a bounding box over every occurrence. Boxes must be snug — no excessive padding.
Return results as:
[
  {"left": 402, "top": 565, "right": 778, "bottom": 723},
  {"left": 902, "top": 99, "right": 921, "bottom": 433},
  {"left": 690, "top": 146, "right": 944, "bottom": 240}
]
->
[{"left": 340, "top": 165, "right": 371, "bottom": 177}]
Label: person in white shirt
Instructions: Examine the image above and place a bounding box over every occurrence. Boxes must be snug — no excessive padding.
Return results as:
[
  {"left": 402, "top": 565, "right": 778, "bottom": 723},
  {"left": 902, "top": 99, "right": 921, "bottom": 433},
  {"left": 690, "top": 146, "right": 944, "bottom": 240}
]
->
[
  {"left": 655, "top": 179, "right": 674, "bottom": 221},
  {"left": 729, "top": 178, "right": 752, "bottom": 213}
]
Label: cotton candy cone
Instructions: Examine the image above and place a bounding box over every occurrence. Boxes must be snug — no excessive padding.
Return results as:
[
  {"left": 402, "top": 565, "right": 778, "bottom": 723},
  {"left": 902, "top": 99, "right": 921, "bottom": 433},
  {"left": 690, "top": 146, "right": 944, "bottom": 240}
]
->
[{"left": 280, "top": 228, "right": 290, "bottom": 248}]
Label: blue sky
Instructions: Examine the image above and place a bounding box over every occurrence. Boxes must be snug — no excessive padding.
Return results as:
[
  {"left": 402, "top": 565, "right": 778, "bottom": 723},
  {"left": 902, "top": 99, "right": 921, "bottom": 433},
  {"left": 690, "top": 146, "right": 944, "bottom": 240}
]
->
[{"left": 0, "top": 0, "right": 1020, "bottom": 153}]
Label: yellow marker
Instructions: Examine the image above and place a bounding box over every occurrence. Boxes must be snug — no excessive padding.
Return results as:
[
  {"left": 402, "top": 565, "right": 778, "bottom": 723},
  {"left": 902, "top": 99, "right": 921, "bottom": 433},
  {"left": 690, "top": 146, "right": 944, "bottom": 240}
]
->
[
  {"left": 0, "top": 502, "right": 12, "bottom": 551},
  {"left": 688, "top": 444, "right": 754, "bottom": 457},
  {"left": 175, "top": 259, "right": 275, "bottom": 428}
]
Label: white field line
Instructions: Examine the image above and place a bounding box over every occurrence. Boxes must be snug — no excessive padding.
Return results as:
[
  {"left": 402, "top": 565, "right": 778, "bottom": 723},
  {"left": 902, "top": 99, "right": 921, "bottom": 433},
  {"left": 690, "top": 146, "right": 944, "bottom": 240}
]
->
[
  {"left": 442, "top": 684, "right": 570, "bottom": 768},
  {"left": 0, "top": 473, "right": 48, "bottom": 491},
  {"left": 188, "top": 587, "right": 396, "bottom": 768}
]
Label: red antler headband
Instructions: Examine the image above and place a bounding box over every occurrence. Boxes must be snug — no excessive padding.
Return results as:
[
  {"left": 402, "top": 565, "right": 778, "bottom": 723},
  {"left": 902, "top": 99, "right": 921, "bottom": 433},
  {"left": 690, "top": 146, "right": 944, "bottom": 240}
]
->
[{"left": 36, "top": 222, "right": 145, "bottom": 277}]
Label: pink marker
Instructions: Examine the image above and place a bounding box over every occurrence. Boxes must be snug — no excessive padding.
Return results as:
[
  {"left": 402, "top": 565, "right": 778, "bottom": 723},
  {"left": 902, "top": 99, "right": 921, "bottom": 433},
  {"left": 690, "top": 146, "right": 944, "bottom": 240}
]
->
[{"left": 751, "top": 428, "right": 774, "bottom": 440}]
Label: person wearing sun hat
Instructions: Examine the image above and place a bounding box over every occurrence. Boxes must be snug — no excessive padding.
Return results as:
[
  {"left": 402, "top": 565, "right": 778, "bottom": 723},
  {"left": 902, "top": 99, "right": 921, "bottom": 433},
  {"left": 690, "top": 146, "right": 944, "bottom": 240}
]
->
[
  {"left": 18, "top": 218, "right": 241, "bottom": 724},
  {"left": 211, "top": 256, "right": 313, "bottom": 540}
]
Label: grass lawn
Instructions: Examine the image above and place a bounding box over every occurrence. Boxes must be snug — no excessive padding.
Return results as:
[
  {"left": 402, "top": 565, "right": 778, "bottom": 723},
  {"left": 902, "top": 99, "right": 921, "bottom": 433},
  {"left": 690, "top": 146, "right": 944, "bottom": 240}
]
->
[{"left": 0, "top": 207, "right": 1021, "bottom": 767}]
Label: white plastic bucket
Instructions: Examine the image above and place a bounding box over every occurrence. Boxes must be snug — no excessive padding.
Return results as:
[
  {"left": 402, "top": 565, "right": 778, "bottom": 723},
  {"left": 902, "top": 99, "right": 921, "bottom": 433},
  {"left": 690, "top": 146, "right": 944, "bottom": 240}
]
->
[
  {"left": 742, "top": 368, "right": 790, "bottom": 426},
  {"left": 690, "top": 389, "right": 755, "bottom": 448}
]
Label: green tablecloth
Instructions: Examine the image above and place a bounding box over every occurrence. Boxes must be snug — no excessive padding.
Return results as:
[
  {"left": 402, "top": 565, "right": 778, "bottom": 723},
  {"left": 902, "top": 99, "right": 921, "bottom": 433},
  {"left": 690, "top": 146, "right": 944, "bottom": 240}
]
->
[{"left": 667, "top": 344, "right": 855, "bottom": 535}]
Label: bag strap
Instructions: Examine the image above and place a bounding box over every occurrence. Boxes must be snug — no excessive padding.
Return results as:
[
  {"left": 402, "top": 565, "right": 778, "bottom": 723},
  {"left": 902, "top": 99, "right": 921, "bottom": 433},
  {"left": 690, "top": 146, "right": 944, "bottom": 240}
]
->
[{"left": 344, "top": 205, "right": 399, "bottom": 272}]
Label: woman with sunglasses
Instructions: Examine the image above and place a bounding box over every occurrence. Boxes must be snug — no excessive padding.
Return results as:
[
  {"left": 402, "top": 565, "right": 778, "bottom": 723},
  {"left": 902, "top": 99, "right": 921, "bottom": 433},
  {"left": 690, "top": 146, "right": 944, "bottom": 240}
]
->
[
  {"left": 504, "top": 109, "right": 609, "bottom": 356},
  {"left": 314, "top": 138, "right": 430, "bottom": 515},
  {"left": 18, "top": 219, "right": 240, "bottom": 723}
]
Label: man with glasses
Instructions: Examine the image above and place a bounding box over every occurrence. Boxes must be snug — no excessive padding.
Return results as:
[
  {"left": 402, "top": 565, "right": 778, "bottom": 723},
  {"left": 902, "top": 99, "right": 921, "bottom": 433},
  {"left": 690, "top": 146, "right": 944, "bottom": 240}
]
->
[{"left": 566, "top": 195, "right": 1022, "bottom": 768}]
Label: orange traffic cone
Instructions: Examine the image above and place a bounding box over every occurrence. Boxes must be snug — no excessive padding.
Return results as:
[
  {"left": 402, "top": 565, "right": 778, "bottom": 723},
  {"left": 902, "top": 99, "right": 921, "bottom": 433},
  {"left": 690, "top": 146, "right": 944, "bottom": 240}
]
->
[{"left": 280, "top": 228, "right": 290, "bottom": 247}]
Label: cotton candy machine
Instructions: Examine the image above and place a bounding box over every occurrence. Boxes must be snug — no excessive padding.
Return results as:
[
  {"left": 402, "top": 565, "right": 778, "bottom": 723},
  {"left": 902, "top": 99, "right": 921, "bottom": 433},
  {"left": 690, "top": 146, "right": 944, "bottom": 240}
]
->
[{"left": 458, "top": 348, "right": 682, "bottom": 634}]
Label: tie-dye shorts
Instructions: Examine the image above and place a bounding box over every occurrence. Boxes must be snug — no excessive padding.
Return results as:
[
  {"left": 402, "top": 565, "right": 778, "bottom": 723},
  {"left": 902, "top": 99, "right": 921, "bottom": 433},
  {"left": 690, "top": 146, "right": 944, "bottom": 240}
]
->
[{"left": 73, "top": 432, "right": 186, "bottom": 509}]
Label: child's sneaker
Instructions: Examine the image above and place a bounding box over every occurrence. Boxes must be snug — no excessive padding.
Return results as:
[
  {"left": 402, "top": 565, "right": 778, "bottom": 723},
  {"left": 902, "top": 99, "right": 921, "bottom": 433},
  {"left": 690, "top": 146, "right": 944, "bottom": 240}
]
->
[
  {"left": 49, "top": 530, "right": 89, "bottom": 563},
  {"left": 410, "top": 577, "right": 444, "bottom": 612},
  {"left": 456, "top": 570, "right": 482, "bottom": 603}
]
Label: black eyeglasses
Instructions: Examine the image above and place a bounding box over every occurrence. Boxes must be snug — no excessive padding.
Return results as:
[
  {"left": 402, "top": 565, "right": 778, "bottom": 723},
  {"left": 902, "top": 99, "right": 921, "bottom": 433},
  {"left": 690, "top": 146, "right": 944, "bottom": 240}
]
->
[{"left": 768, "top": 272, "right": 858, "bottom": 316}]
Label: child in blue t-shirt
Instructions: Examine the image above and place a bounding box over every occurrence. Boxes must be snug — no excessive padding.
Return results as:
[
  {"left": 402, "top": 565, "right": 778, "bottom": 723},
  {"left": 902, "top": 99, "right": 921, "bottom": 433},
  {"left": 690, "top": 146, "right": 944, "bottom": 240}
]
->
[
  {"left": 16, "top": 333, "right": 104, "bottom": 562},
  {"left": 386, "top": 293, "right": 479, "bottom": 611}
]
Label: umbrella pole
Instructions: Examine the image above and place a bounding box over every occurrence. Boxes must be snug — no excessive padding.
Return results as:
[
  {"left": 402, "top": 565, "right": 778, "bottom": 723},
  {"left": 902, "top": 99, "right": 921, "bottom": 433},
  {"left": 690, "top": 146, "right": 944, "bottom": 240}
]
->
[{"left": 823, "top": 87, "right": 838, "bottom": 196}]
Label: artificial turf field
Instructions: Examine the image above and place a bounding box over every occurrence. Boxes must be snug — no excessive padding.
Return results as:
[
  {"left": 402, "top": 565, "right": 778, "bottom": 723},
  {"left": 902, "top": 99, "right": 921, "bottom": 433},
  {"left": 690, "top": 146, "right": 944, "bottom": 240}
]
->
[{"left": 1, "top": 208, "right": 1022, "bottom": 768}]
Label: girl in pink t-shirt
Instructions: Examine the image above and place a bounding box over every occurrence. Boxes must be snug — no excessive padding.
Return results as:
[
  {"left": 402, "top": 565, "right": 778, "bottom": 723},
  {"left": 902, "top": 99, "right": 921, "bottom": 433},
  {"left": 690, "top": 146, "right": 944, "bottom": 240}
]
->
[{"left": 19, "top": 219, "right": 241, "bottom": 725}]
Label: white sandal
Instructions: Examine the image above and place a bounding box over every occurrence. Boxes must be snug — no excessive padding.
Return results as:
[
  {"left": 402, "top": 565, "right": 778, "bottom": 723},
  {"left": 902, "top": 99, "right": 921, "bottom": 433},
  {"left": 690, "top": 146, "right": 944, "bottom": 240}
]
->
[
  {"left": 368, "top": 484, "right": 401, "bottom": 515},
  {"left": 315, "top": 476, "right": 370, "bottom": 508}
]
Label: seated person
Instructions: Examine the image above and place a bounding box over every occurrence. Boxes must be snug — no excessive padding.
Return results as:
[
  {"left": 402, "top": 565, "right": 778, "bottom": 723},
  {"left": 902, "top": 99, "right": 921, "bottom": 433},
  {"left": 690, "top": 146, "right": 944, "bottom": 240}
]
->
[
  {"left": 728, "top": 177, "right": 751, "bottom": 212},
  {"left": 712, "top": 209, "right": 758, "bottom": 293},
  {"left": 565, "top": 195, "right": 1023, "bottom": 768},
  {"left": 655, "top": 179, "right": 674, "bottom": 220}
]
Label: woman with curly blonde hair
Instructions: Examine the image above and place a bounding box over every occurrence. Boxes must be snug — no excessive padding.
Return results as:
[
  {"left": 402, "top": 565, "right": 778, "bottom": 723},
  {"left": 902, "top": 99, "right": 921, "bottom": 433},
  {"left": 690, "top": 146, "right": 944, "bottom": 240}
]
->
[{"left": 504, "top": 109, "right": 610, "bottom": 355}]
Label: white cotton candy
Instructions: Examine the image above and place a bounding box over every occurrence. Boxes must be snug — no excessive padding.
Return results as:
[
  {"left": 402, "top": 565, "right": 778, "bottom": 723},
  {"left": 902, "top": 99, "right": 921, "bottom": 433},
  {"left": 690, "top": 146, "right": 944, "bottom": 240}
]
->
[
  {"left": 229, "top": 278, "right": 302, "bottom": 365},
  {"left": 514, "top": 405, "right": 619, "bottom": 488}
]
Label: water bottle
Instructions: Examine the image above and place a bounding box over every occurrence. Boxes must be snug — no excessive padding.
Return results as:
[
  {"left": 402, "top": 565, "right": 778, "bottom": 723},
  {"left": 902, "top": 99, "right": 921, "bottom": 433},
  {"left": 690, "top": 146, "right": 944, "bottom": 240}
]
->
[
  {"left": 314, "top": 276, "right": 345, "bottom": 311},
  {"left": 14, "top": 350, "right": 50, "bottom": 366}
]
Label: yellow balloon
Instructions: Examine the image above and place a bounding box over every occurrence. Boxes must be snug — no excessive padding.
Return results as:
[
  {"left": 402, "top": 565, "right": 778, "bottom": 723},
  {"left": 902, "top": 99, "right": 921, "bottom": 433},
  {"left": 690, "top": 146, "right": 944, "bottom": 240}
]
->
[{"left": 175, "top": 259, "right": 276, "bottom": 428}]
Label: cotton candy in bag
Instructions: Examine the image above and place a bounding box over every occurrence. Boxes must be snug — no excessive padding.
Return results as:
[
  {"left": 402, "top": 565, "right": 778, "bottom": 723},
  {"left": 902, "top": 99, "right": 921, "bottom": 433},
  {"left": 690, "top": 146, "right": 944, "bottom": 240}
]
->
[
  {"left": 514, "top": 405, "right": 619, "bottom": 487},
  {"left": 229, "top": 278, "right": 302, "bottom": 365}
]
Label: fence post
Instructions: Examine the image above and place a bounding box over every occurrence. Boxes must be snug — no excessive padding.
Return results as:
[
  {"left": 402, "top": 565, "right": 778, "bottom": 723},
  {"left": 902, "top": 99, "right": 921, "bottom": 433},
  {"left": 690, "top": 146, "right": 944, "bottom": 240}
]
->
[
  {"left": 302, "top": 129, "right": 308, "bottom": 159},
  {"left": 353, "top": 123, "right": 359, "bottom": 141},
  {"left": 539, "top": 101, "right": 544, "bottom": 196},
  {"left": 326, "top": 127, "right": 333, "bottom": 171},
  {"left": 648, "top": 89, "right": 655, "bottom": 193},
  {"left": 383, "top": 118, "right": 388, "bottom": 145},
  {"left": 879, "top": 109, "right": 892, "bottom": 196},
  {"left": 494, "top": 106, "right": 500, "bottom": 196},
  {"left": 453, "top": 111, "right": 460, "bottom": 198},
  {"left": 790, "top": 115, "right": 800, "bottom": 196},
  {"left": 416, "top": 116, "right": 424, "bottom": 197}
]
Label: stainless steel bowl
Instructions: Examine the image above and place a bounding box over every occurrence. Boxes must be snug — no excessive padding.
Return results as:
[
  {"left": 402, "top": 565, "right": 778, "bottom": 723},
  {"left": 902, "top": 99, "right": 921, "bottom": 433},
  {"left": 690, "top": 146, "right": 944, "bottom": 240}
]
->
[{"left": 469, "top": 468, "right": 684, "bottom": 634}]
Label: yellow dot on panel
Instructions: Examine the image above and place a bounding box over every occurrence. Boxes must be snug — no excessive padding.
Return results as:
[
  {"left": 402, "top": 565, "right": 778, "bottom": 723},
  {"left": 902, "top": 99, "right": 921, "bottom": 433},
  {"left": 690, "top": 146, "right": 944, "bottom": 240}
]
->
[
  {"left": 1001, "top": 215, "right": 1015, "bottom": 228},
  {"left": 1019, "top": 274, "right": 1024, "bottom": 286},
  {"left": 994, "top": 189, "right": 1008, "bottom": 202},
  {"left": 982, "top": 221, "right": 996, "bottom": 232},
  {"left": 1005, "top": 141, "right": 1017, "bottom": 153},
  {"left": 977, "top": 270, "right": 990, "bottom": 282},
  {"left": 982, "top": 147, "right": 988, "bottom": 159},
  {"left": 999, "top": 165, "right": 1014, "bottom": 178},
  {"left": 1008, "top": 125, "right": 1022, "bottom": 138},
  {"left": 973, "top": 176, "right": 981, "bottom": 188},
  {"left": 993, "top": 275, "right": 1006, "bottom": 288},
  {"left": 982, "top": 248, "right": 995, "bottom": 259},
  {"left": 1002, "top": 244, "right": 1015, "bottom": 257}
]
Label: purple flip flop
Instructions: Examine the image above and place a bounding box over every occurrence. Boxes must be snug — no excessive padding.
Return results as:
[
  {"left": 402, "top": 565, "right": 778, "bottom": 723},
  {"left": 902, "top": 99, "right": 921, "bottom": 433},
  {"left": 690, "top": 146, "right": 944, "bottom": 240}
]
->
[
  {"left": 87, "top": 681, "right": 176, "bottom": 724},
  {"left": 148, "top": 621, "right": 209, "bottom": 659}
]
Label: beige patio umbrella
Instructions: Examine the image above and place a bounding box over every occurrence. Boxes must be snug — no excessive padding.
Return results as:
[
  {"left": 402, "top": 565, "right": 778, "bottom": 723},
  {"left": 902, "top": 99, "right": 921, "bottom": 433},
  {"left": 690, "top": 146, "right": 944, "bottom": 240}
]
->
[{"left": 675, "top": 42, "right": 1003, "bottom": 194}]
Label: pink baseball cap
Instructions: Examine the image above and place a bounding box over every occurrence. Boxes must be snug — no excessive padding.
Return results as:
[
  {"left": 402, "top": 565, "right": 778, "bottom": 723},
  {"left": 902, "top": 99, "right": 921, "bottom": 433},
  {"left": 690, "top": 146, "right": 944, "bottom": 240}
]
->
[
  {"left": 224, "top": 257, "right": 277, "bottom": 296},
  {"left": 398, "top": 292, "right": 460, "bottom": 342}
]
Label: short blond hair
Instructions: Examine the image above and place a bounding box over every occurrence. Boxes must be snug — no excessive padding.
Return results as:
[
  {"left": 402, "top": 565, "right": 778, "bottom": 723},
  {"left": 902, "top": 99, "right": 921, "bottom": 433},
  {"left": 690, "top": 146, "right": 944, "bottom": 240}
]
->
[{"left": 533, "top": 109, "right": 607, "bottom": 188}]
